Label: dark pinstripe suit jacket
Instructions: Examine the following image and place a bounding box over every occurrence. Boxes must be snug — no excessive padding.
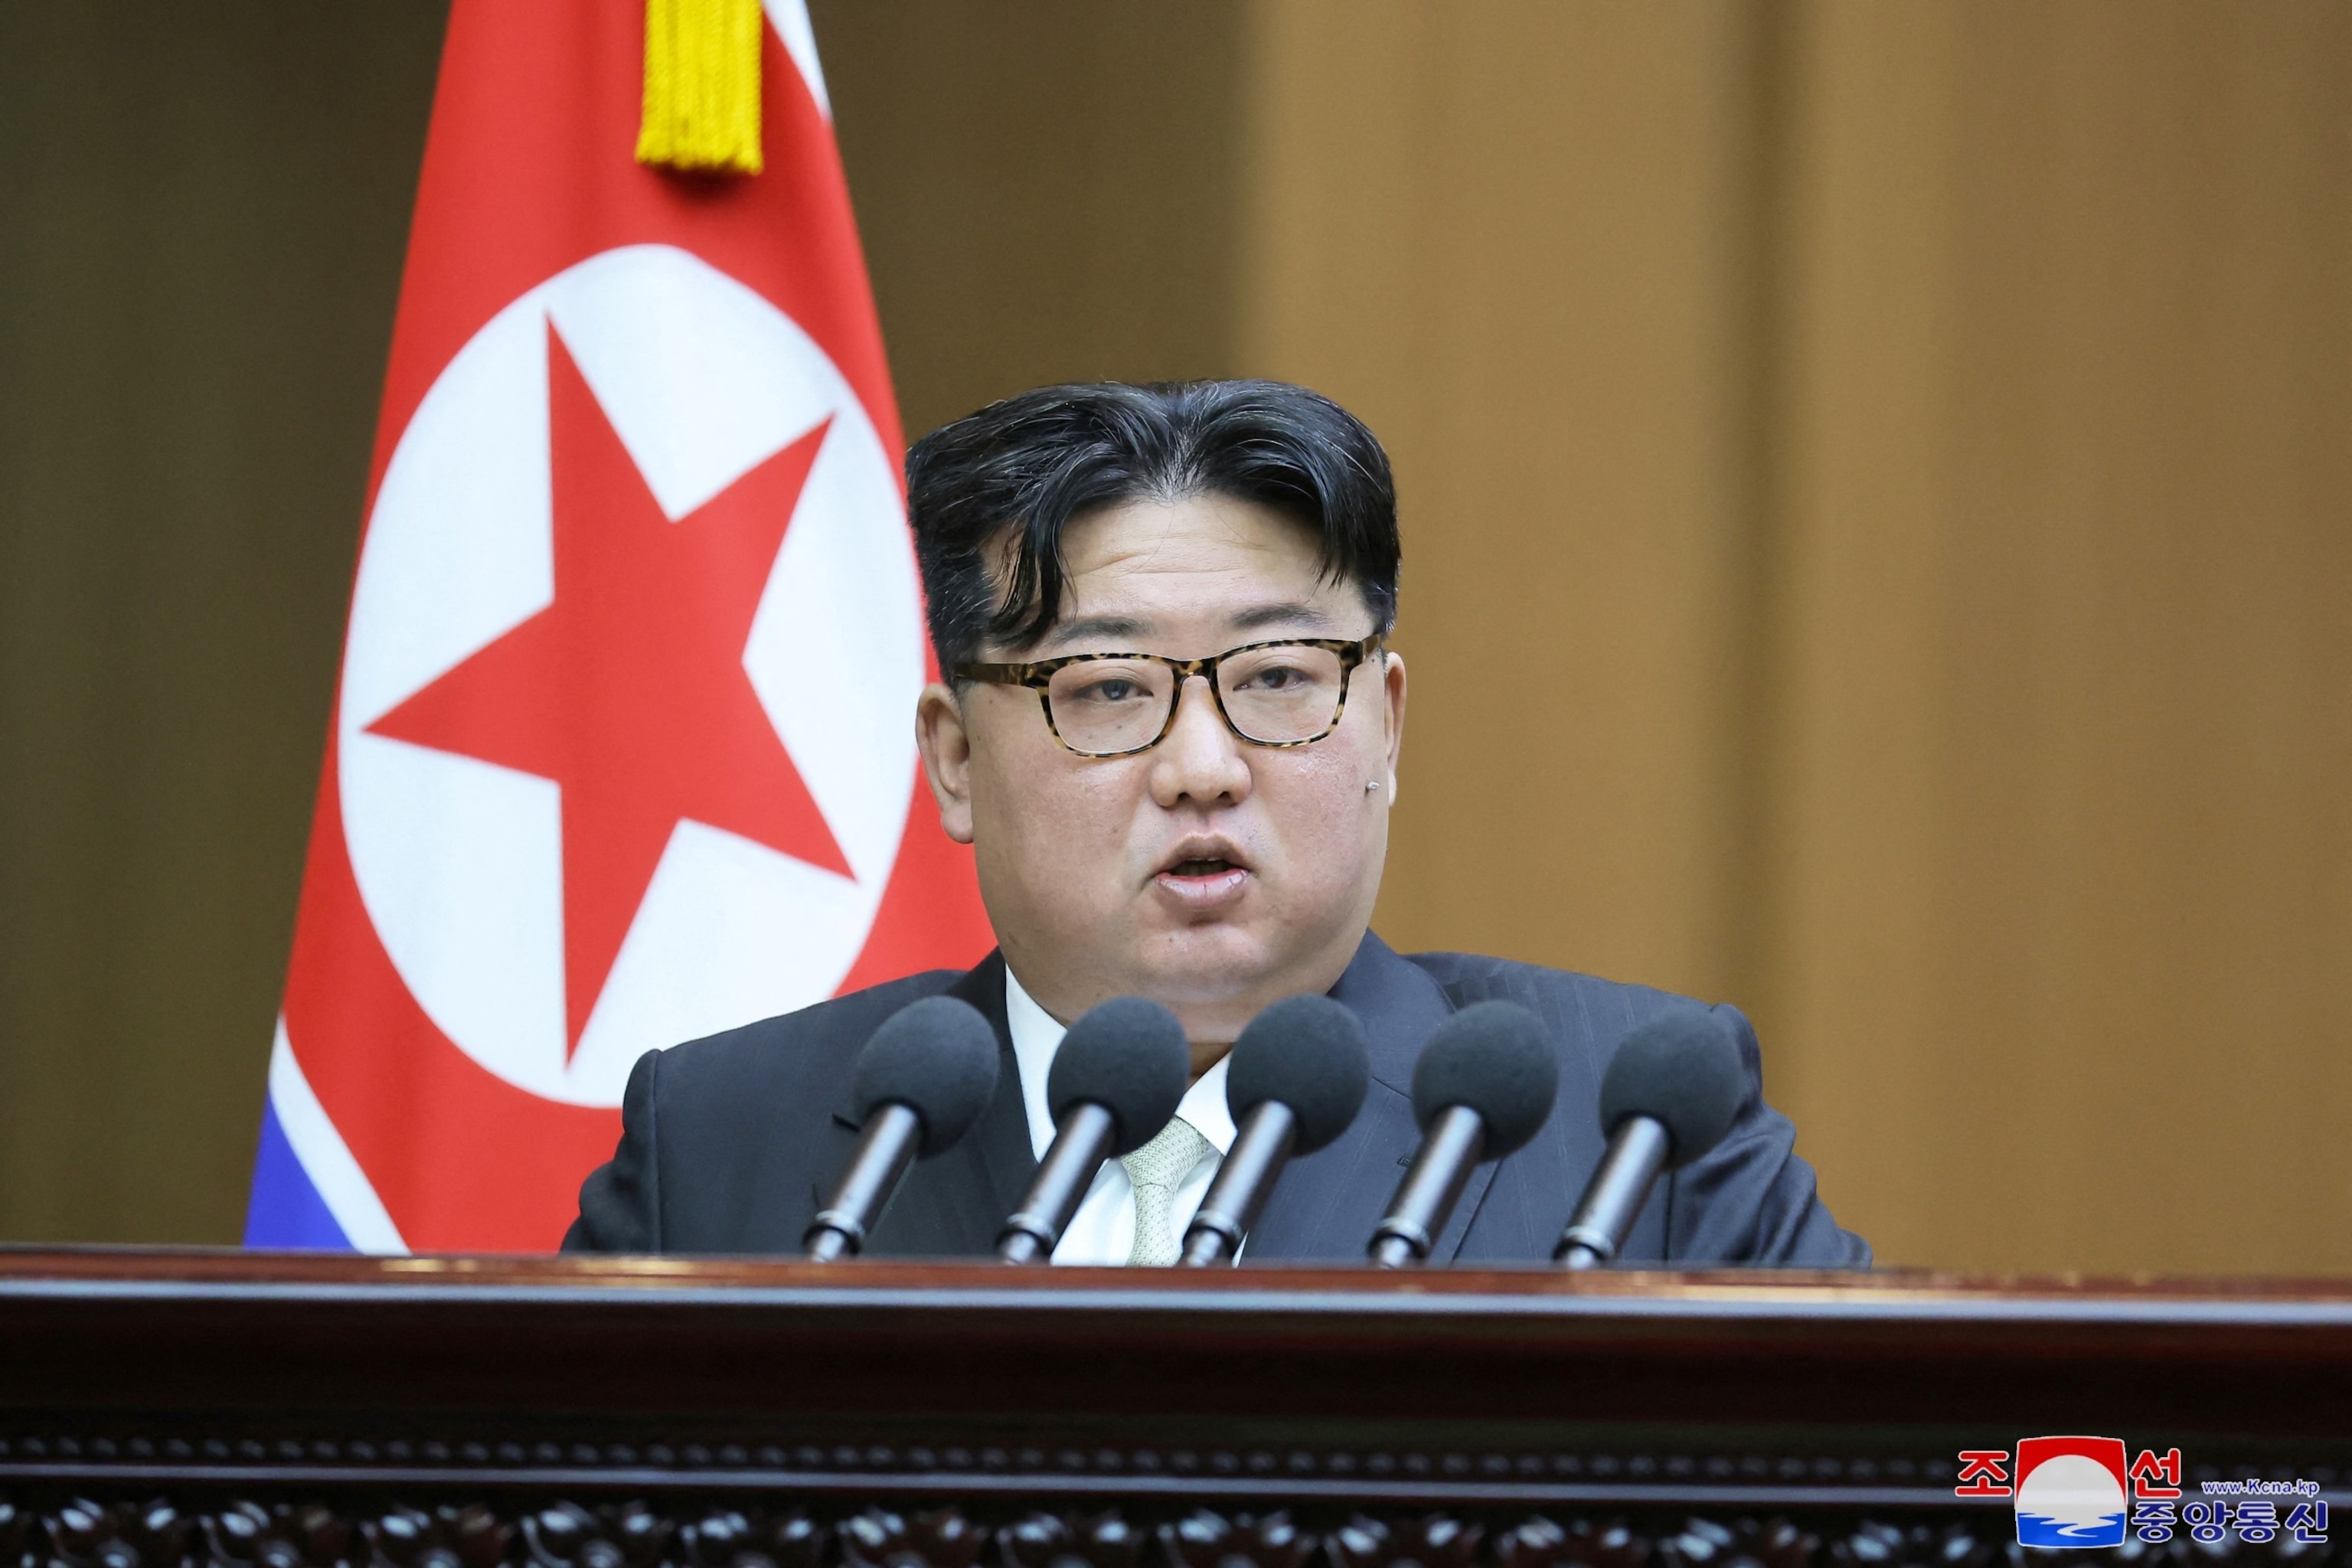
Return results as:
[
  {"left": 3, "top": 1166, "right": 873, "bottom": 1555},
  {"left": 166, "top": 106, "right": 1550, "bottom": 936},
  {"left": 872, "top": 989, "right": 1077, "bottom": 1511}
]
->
[{"left": 562, "top": 932, "right": 1870, "bottom": 1266}]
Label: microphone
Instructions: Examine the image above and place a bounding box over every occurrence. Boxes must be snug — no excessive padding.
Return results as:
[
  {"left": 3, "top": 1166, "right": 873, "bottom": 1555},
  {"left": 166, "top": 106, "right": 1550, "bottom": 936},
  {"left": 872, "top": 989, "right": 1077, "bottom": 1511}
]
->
[
  {"left": 1368, "top": 1001, "right": 1557, "bottom": 1267},
  {"left": 1179, "top": 995, "right": 1370, "bottom": 1266},
  {"left": 996, "top": 996, "right": 1189, "bottom": 1264},
  {"left": 1554, "top": 1011, "right": 1743, "bottom": 1269},
  {"left": 805, "top": 996, "right": 1001, "bottom": 1261}
]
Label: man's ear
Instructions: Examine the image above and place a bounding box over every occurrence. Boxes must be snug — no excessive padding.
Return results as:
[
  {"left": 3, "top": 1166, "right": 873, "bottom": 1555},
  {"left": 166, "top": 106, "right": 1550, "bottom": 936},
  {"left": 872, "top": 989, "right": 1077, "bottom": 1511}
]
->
[
  {"left": 916, "top": 681, "right": 977, "bottom": 844},
  {"left": 1378, "top": 648, "right": 1407, "bottom": 806}
]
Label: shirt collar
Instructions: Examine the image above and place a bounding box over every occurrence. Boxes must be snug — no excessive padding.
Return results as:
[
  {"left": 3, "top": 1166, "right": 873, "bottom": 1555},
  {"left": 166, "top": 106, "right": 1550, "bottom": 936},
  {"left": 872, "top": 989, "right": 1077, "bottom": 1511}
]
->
[{"left": 1003, "top": 965, "right": 1236, "bottom": 1163}]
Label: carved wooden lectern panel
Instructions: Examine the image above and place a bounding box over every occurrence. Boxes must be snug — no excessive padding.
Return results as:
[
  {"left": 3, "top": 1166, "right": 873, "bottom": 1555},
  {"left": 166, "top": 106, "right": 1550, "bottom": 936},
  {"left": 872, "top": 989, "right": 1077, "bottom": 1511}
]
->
[{"left": 2, "top": 1253, "right": 2347, "bottom": 1568}]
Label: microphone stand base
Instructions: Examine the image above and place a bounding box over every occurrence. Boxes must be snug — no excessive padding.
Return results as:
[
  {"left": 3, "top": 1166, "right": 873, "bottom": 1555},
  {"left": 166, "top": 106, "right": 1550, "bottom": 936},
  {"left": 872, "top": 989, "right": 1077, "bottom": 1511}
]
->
[
  {"left": 996, "top": 1229, "right": 1049, "bottom": 1265},
  {"left": 804, "top": 1226, "right": 856, "bottom": 1263},
  {"left": 1178, "top": 1233, "right": 1231, "bottom": 1267}
]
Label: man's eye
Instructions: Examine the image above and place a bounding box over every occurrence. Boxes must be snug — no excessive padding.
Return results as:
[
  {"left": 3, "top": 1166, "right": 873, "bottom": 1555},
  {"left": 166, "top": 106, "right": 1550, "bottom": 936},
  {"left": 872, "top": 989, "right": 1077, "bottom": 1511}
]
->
[
  {"left": 1071, "top": 677, "right": 1148, "bottom": 704},
  {"left": 1236, "top": 663, "right": 1309, "bottom": 692}
]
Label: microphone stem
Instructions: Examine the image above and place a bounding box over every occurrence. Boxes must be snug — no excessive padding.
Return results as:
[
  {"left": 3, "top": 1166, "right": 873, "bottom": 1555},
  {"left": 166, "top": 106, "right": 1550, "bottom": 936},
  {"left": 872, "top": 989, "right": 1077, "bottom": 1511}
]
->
[
  {"left": 1179, "top": 1102, "right": 1298, "bottom": 1267},
  {"left": 804, "top": 1102, "right": 921, "bottom": 1261},
  {"left": 998, "top": 1102, "right": 1116, "bottom": 1264},
  {"left": 1369, "top": 1103, "right": 1485, "bottom": 1267},
  {"left": 1553, "top": 1114, "right": 1672, "bottom": 1266}
]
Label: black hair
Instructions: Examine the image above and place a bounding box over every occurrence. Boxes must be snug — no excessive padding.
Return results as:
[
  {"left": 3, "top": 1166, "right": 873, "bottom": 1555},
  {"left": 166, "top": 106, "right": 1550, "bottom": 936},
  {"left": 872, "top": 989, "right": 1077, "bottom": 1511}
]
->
[{"left": 905, "top": 379, "right": 1400, "bottom": 668}]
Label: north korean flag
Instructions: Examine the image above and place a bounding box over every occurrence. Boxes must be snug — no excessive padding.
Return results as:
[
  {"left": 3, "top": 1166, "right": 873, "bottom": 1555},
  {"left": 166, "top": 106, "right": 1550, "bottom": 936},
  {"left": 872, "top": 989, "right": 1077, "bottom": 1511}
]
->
[{"left": 244, "top": 0, "right": 992, "bottom": 1252}]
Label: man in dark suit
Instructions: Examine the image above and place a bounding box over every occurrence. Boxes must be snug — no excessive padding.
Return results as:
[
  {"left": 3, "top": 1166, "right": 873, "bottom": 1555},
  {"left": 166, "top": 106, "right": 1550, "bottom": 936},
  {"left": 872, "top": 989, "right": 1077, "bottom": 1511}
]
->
[{"left": 567, "top": 380, "right": 1868, "bottom": 1266}]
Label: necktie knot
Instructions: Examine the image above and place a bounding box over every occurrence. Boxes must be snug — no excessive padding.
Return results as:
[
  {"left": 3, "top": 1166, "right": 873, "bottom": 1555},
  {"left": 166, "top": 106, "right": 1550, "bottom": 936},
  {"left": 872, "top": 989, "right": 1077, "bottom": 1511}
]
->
[{"left": 1119, "top": 1115, "right": 1213, "bottom": 1266}]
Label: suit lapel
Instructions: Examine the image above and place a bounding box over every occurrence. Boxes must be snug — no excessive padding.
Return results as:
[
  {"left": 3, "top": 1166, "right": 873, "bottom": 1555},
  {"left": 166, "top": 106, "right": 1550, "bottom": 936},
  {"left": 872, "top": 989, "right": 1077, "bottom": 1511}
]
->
[
  {"left": 859, "top": 951, "right": 1041, "bottom": 1258},
  {"left": 1243, "top": 932, "right": 1494, "bottom": 1263}
]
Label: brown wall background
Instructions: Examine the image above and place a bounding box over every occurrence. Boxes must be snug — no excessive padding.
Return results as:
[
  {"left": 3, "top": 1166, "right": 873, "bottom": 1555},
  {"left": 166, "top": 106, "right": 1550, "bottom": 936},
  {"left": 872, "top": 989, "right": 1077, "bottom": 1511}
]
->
[
  {"left": 2, "top": 2, "right": 2344, "bottom": 1272},
  {"left": 0, "top": 5, "right": 445, "bottom": 1242},
  {"left": 1240, "top": 0, "right": 2352, "bottom": 1272}
]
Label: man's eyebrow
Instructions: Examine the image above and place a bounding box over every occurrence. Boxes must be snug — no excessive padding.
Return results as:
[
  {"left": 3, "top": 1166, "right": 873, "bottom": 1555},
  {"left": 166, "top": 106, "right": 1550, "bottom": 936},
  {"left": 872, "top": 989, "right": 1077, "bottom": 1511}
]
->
[
  {"left": 1039, "top": 612, "right": 1149, "bottom": 649},
  {"left": 1036, "top": 601, "right": 1341, "bottom": 652},
  {"left": 1228, "top": 600, "right": 1341, "bottom": 634}
]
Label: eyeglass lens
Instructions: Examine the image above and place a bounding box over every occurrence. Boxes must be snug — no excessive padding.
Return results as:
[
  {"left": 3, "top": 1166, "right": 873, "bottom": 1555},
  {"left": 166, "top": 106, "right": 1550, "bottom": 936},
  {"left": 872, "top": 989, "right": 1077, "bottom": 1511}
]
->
[{"left": 1045, "top": 645, "right": 1350, "bottom": 755}]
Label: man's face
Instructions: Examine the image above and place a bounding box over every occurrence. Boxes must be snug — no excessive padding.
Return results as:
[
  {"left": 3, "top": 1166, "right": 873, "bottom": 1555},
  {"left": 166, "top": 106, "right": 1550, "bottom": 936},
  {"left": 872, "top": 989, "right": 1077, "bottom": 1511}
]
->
[{"left": 916, "top": 493, "right": 1407, "bottom": 1049}]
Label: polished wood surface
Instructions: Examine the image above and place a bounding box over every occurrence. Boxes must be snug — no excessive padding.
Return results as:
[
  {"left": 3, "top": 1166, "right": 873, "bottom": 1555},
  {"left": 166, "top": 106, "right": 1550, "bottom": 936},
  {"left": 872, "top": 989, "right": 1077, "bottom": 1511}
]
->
[{"left": 3, "top": 1248, "right": 2348, "bottom": 1505}]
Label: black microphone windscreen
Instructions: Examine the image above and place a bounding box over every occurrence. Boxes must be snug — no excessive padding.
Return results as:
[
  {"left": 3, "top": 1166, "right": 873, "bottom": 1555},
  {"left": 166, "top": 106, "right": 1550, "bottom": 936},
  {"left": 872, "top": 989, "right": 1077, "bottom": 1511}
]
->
[
  {"left": 849, "top": 995, "right": 1002, "bottom": 1157},
  {"left": 1410, "top": 1000, "right": 1558, "bottom": 1155},
  {"left": 1597, "top": 1011, "right": 1744, "bottom": 1168},
  {"left": 1225, "top": 995, "right": 1371, "bottom": 1154},
  {"left": 1047, "top": 995, "right": 1190, "bottom": 1156}
]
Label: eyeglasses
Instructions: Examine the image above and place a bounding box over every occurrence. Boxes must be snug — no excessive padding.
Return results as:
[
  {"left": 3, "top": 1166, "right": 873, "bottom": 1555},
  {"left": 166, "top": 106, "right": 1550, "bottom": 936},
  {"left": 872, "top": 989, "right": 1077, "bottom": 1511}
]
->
[{"left": 955, "top": 635, "right": 1384, "bottom": 759}]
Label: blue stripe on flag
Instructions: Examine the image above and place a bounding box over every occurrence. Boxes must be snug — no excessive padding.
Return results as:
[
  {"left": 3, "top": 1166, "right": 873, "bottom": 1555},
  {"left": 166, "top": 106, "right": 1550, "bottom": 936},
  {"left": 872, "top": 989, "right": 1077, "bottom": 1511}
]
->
[{"left": 243, "top": 1094, "right": 354, "bottom": 1250}]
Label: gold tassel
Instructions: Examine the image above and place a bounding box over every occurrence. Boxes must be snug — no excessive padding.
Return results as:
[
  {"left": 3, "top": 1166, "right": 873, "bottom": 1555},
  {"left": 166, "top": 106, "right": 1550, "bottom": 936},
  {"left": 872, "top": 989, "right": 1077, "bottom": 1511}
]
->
[{"left": 637, "top": 0, "right": 765, "bottom": 176}]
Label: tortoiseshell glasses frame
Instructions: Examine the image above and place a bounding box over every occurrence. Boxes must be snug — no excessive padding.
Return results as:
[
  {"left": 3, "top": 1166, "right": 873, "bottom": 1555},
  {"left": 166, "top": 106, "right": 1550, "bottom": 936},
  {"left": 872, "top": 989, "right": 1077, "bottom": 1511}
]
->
[{"left": 953, "top": 634, "right": 1386, "bottom": 759}]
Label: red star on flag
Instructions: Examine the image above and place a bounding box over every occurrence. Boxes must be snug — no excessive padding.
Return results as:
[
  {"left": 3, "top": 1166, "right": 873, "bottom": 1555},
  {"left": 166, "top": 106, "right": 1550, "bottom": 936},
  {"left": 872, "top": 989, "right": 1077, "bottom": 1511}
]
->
[{"left": 369, "top": 322, "right": 851, "bottom": 1052}]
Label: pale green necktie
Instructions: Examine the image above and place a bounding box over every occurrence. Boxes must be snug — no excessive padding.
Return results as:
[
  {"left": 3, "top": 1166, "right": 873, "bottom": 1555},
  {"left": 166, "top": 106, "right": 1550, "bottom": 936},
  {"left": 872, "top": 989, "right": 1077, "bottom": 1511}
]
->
[{"left": 1119, "top": 1115, "right": 1213, "bottom": 1266}]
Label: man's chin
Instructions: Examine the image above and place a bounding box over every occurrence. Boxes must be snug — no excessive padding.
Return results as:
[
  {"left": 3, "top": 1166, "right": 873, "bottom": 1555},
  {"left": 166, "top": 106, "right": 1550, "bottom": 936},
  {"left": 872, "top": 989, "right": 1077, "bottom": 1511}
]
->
[{"left": 1126, "top": 921, "right": 1292, "bottom": 1004}]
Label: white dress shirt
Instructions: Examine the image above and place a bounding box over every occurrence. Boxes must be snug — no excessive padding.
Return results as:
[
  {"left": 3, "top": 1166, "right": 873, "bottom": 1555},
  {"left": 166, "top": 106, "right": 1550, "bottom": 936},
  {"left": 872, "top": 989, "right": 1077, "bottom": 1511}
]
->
[{"left": 1004, "top": 967, "right": 1234, "bottom": 1265}]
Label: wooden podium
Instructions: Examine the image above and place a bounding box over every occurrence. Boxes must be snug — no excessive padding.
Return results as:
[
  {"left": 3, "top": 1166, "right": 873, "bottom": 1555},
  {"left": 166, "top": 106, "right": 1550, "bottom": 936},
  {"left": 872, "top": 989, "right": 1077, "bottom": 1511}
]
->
[{"left": 2, "top": 1251, "right": 2348, "bottom": 1568}]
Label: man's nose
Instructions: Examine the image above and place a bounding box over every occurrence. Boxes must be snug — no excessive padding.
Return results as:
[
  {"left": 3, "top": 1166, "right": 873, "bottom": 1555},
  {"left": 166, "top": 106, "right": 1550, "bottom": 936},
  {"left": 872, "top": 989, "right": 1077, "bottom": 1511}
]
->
[{"left": 1148, "top": 674, "right": 1252, "bottom": 808}]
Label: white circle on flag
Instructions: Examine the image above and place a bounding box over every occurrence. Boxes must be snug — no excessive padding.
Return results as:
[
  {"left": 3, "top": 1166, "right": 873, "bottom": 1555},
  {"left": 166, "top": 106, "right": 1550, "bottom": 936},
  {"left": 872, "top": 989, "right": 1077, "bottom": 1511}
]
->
[{"left": 338, "top": 244, "right": 923, "bottom": 1108}]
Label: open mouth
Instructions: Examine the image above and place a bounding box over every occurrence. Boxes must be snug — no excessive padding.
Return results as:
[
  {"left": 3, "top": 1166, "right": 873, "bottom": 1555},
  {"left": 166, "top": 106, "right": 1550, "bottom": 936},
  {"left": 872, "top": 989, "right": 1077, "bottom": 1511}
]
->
[{"left": 1152, "top": 843, "right": 1253, "bottom": 906}]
